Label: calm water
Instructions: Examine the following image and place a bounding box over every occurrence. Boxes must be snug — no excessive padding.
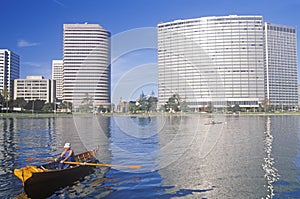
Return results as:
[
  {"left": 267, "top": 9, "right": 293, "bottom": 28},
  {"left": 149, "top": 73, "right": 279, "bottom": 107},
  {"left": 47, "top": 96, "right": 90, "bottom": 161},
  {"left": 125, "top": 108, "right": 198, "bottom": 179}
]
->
[{"left": 0, "top": 114, "right": 300, "bottom": 198}]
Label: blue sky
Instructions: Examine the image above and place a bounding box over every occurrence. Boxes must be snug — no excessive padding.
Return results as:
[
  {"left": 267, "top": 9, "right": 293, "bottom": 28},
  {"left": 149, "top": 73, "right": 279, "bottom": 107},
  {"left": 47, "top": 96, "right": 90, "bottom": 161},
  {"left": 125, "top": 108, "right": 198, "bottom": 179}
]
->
[{"left": 1, "top": 0, "right": 300, "bottom": 103}]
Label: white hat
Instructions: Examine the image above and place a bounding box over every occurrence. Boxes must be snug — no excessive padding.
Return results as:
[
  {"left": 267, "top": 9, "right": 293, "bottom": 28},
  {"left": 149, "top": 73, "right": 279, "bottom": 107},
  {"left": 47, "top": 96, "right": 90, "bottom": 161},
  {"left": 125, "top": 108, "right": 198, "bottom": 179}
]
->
[{"left": 64, "top": 143, "right": 71, "bottom": 148}]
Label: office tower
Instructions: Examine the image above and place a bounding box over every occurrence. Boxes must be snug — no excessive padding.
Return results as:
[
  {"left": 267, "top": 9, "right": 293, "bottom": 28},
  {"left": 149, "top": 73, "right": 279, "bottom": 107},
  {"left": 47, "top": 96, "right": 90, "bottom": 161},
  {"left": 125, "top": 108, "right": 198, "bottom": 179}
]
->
[
  {"left": 63, "top": 24, "right": 111, "bottom": 110},
  {"left": 158, "top": 15, "right": 265, "bottom": 110},
  {"left": 52, "top": 60, "right": 63, "bottom": 100},
  {"left": 14, "top": 76, "right": 55, "bottom": 103},
  {"left": 264, "top": 23, "right": 298, "bottom": 106},
  {"left": 0, "top": 49, "right": 20, "bottom": 98}
]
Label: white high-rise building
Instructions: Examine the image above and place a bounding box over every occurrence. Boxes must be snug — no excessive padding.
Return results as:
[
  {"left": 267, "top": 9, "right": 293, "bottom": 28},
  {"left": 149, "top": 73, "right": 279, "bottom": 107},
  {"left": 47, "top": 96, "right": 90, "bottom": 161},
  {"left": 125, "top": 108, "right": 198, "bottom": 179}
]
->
[
  {"left": 264, "top": 23, "right": 298, "bottom": 106},
  {"left": 0, "top": 49, "right": 20, "bottom": 98},
  {"left": 158, "top": 15, "right": 298, "bottom": 110},
  {"left": 158, "top": 15, "right": 265, "bottom": 109},
  {"left": 14, "top": 76, "right": 55, "bottom": 103},
  {"left": 52, "top": 60, "right": 63, "bottom": 100},
  {"left": 63, "top": 24, "right": 111, "bottom": 110}
]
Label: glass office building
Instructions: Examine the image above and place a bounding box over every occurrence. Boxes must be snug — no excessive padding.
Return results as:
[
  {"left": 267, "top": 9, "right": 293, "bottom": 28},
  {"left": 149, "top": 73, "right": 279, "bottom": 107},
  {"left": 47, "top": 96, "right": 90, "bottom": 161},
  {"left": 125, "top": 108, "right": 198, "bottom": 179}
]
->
[
  {"left": 158, "top": 15, "right": 298, "bottom": 109},
  {"left": 264, "top": 23, "right": 298, "bottom": 106},
  {"left": 0, "top": 49, "right": 20, "bottom": 98}
]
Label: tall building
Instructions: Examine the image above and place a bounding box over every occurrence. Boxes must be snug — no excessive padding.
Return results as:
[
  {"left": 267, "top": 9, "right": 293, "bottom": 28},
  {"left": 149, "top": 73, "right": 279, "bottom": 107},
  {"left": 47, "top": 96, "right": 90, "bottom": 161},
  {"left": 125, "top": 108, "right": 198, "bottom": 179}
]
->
[
  {"left": 14, "top": 76, "right": 55, "bottom": 103},
  {"left": 0, "top": 49, "right": 20, "bottom": 98},
  {"left": 52, "top": 60, "right": 63, "bottom": 100},
  {"left": 157, "top": 15, "right": 298, "bottom": 109},
  {"left": 264, "top": 23, "right": 298, "bottom": 106},
  {"left": 158, "top": 15, "right": 265, "bottom": 109},
  {"left": 63, "top": 24, "right": 111, "bottom": 110}
]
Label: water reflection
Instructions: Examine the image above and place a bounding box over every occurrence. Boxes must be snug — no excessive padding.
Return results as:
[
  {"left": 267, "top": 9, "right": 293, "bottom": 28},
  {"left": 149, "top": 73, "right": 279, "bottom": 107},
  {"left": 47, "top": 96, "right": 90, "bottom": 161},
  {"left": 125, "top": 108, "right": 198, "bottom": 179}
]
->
[
  {"left": 0, "top": 118, "right": 18, "bottom": 199},
  {"left": 158, "top": 115, "right": 267, "bottom": 198},
  {"left": 109, "top": 116, "right": 159, "bottom": 172},
  {"left": 262, "top": 116, "right": 279, "bottom": 198},
  {"left": 270, "top": 116, "right": 300, "bottom": 198},
  {"left": 0, "top": 115, "right": 299, "bottom": 198}
]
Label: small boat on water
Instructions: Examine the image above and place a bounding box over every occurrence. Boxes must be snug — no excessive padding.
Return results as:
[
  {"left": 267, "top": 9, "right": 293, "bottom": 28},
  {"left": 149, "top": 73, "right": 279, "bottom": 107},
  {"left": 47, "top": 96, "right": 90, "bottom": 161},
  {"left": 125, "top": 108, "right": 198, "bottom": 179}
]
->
[
  {"left": 14, "top": 147, "right": 99, "bottom": 198},
  {"left": 204, "top": 120, "right": 222, "bottom": 125}
]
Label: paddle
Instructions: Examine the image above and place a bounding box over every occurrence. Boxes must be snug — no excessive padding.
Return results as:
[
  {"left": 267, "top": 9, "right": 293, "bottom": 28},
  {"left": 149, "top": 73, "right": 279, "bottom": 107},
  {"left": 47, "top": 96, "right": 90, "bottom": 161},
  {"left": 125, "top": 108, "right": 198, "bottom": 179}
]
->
[
  {"left": 64, "top": 161, "right": 142, "bottom": 169},
  {"left": 26, "top": 157, "right": 55, "bottom": 162}
]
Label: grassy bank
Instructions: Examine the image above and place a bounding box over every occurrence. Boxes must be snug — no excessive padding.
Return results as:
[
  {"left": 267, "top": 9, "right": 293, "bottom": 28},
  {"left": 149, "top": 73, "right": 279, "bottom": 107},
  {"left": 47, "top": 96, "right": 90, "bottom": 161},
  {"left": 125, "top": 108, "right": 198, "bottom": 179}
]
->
[{"left": 1, "top": 111, "right": 300, "bottom": 118}]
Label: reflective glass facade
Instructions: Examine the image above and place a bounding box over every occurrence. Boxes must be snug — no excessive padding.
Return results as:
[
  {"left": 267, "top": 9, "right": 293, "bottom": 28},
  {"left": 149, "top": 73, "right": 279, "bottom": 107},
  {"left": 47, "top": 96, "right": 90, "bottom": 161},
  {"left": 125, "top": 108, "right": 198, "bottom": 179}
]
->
[
  {"left": 0, "top": 49, "right": 20, "bottom": 98},
  {"left": 158, "top": 15, "right": 265, "bottom": 108},
  {"left": 264, "top": 23, "right": 298, "bottom": 106}
]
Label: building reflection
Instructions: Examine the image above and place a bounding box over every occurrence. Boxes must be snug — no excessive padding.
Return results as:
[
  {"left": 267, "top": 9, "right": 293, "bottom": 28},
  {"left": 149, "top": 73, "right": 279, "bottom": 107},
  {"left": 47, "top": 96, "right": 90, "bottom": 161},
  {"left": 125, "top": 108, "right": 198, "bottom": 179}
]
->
[
  {"left": 60, "top": 116, "right": 111, "bottom": 162},
  {"left": 156, "top": 115, "right": 269, "bottom": 198},
  {"left": 0, "top": 118, "right": 17, "bottom": 175}
]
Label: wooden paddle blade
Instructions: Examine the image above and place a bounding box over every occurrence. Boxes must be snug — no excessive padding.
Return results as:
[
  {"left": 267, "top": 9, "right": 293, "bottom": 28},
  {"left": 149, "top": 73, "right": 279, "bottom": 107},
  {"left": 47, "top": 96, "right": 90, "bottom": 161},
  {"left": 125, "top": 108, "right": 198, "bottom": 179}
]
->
[
  {"left": 26, "top": 157, "right": 54, "bottom": 162},
  {"left": 64, "top": 161, "right": 142, "bottom": 169}
]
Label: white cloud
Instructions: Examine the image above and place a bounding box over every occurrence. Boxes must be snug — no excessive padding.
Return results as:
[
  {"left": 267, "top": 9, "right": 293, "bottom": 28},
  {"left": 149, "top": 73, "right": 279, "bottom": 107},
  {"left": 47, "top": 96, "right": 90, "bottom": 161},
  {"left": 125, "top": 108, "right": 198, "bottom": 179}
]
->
[
  {"left": 53, "top": 0, "right": 65, "bottom": 7},
  {"left": 17, "top": 39, "right": 40, "bottom": 47},
  {"left": 23, "top": 62, "right": 42, "bottom": 68}
]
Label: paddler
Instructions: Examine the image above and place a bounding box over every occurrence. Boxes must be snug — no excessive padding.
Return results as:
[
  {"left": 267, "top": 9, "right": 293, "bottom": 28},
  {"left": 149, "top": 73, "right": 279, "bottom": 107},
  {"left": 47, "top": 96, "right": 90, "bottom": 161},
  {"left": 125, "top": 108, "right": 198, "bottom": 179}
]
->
[{"left": 55, "top": 143, "right": 76, "bottom": 169}]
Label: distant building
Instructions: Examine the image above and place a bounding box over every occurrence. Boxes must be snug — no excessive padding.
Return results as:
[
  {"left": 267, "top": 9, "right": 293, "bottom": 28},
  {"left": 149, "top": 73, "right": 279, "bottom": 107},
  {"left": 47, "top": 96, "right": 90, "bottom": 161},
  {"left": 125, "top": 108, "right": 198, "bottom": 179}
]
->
[
  {"left": 14, "top": 76, "right": 55, "bottom": 103},
  {"left": 0, "top": 49, "right": 20, "bottom": 98},
  {"left": 117, "top": 100, "right": 129, "bottom": 112},
  {"left": 158, "top": 15, "right": 298, "bottom": 110},
  {"left": 63, "top": 23, "right": 111, "bottom": 110},
  {"left": 264, "top": 23, "right": 298, "bottom": 106},
  {"left": 52, "top": 60, "right": 63, "bottom": 100}
]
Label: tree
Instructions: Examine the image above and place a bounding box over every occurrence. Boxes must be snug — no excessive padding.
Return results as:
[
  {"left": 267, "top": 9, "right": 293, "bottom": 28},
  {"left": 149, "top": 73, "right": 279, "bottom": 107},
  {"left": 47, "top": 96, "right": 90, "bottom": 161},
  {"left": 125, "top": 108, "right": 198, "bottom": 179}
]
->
[
  {"left": 1, "top": 88, "right": 9, "bottom": 112},
  {"left": 13, "top": 98, "right": 27, "bottom": 110},
  {"left": 0, "top": 93, "right": 4, "bottom": 112},
  {"left": 164, "top": 94, "right": 181, "bottom": 112},
  {"left": 42, "top": 103, "right": 55, "bottom": 112},
  {"left": 127, "top": 91, "right": 158, "bottom": 113},
  {"left": 128, "top": 101, "right": 139, "bottom": 113},
  {"left": 79, "top": 93, "right": 93, "bottom": 113},
  {"left": 58, "top": 101, "right": 72, "bottom": 112},
  {"left": 24, "top": 100, "right": 45, "bottom": 112}
]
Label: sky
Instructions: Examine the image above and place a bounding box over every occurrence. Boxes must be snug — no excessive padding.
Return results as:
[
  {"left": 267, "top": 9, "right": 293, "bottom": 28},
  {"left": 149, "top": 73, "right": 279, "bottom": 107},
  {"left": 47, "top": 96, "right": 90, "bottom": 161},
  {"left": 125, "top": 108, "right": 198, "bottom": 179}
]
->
[{"left": 1, "top": 0, "right": 300, "bottom": 104}]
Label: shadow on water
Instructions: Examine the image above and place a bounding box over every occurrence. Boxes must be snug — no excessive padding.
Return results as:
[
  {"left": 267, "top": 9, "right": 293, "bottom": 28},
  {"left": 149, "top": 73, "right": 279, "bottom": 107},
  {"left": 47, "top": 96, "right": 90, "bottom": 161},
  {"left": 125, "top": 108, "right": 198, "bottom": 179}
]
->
[{"left": 159, "top": 186, "right": 215, "bottom": 199}]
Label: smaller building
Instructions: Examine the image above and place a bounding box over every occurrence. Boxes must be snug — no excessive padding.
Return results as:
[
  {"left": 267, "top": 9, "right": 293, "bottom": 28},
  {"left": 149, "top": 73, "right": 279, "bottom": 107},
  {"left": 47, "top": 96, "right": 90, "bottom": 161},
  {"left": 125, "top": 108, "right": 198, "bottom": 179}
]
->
[
  {"left": 52, "top": 60, "right": 63, "bottom": 100},
  {"left": 0, "top": 49, "right": 20, "bottom": 98},
  {"left": 14, "top": 76, "right": 56, "bottom": 103}
]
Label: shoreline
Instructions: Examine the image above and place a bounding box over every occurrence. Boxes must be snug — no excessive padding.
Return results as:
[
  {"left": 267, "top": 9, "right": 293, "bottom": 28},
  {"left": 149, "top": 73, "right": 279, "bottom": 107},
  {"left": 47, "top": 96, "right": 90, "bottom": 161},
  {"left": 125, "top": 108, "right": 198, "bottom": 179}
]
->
[{"left": 1, "top": 111, "right": 300, "bottom": 118}]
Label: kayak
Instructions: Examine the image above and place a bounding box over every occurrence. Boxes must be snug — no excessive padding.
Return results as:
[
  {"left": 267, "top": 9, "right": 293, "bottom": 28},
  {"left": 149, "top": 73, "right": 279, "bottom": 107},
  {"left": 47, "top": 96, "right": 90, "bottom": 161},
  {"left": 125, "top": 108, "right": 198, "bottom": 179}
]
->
[{"left": 14, "top": 147, "right": 99, "bottom": 198}]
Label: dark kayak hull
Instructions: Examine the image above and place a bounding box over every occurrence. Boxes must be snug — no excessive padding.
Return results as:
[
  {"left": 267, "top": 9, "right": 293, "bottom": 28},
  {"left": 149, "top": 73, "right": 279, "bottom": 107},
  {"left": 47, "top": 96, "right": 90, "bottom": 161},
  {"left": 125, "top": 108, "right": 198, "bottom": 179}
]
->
[
  {"left": 24, "top": 164, "right": 95, "bottom": 198},
  {"left": 20, "top": 148, "right": 99, "bottom": 198}
]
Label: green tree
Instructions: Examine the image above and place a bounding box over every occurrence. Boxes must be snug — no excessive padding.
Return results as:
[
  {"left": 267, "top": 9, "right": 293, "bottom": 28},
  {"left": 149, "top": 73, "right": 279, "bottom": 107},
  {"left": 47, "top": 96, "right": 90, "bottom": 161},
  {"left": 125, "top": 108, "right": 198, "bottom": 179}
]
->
[
  {"left": 24, "top": 100, "right": 45, "bottom": 112},
  {"left": 1, "top": 88, "right": 9, "bottom": 112},
  {"left": 58, "top": 101, "right": 72, "bottom": 112},
  {"left": 42, "top": 103, "right": 55, "bottom": 112},
  {"left": 164, "top": 94, "right": 181, "bottom": 112},
  {"left": 13, "top": 98, "right": 28, "bottom": 110},
  {"left": 0, "top": 93, "right": 4, "bottom": 112},
  {"left": 232, "top": 104, "right": 241, "bottom": 112},
  {"left": 128, "top": 101, "right": 139, "bottom": 113},
  {"left": 79, "top": 93, "right": 93, "bottom": 113},
  {"left": 127, "top": 91, "right": 158, "bottom": 113}
]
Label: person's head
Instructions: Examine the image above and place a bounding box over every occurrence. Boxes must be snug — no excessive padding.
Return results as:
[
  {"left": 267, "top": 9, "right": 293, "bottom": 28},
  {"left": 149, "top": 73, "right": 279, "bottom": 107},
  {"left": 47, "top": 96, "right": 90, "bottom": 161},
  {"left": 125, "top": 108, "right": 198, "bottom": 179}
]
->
[{"left": 64, "top": 143, "right": 71, "bottom": 149}]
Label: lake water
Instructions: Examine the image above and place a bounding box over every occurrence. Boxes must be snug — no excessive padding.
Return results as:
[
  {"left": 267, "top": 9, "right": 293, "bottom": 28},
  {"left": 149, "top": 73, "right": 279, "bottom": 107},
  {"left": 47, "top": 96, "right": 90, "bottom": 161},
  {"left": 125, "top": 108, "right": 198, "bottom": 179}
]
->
[{"left": 0, "top": 114, "right": 300, "bottom": 198}]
